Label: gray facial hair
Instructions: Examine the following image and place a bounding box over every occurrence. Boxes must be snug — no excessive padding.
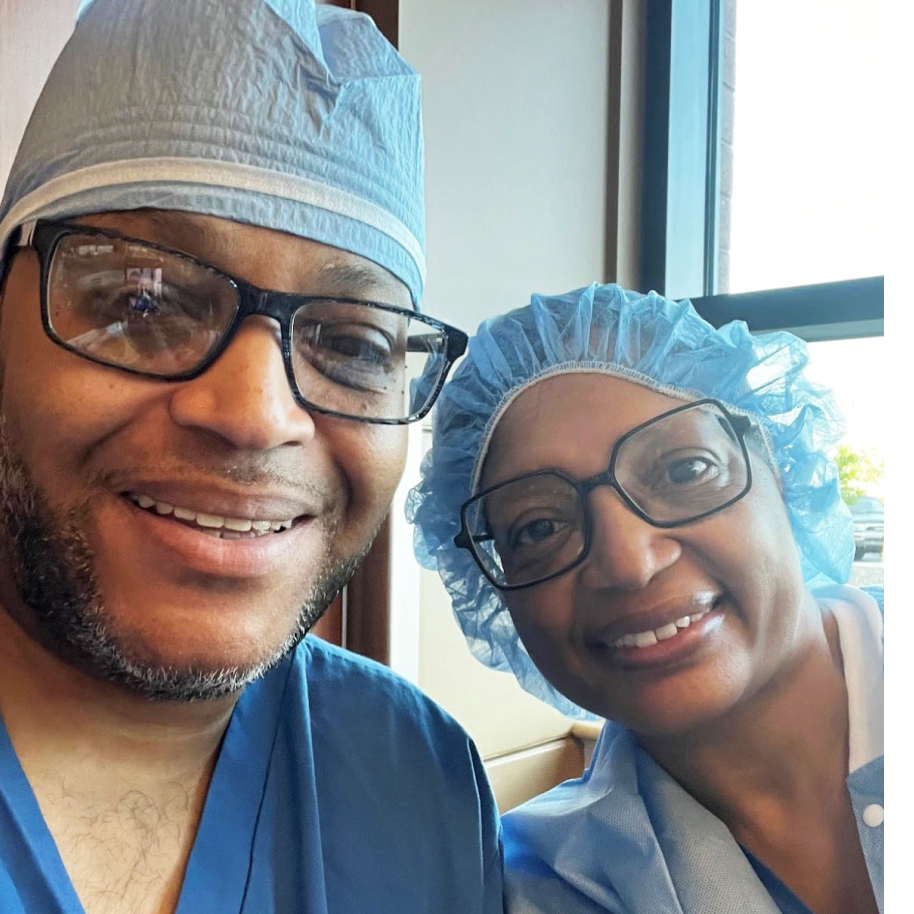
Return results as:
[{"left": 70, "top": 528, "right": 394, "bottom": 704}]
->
[{"left": 0, "top": 414, "right": 369, "bottom": 702}]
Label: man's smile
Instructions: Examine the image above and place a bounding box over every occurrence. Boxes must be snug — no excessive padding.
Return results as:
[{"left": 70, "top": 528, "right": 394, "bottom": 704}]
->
[
  {"left": 104, "top": 480, "right": 329, "bottom": 579},
  {"left": 127, "top": 493, "right": 298, "bottom": 538}
]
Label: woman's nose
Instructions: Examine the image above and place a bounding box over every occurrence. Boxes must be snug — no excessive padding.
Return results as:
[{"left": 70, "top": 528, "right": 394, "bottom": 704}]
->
[
  {"left": 168, "top": 316, "right": 317, "bottom": 451},
  {"left": 578, "top": 486, "right": 681, "bottom": 592}
]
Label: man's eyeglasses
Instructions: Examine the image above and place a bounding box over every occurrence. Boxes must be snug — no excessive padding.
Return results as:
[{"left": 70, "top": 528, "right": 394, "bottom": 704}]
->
[
  {"left": 18, "top": 220, "right": 468, "bottom": 425},
  {"left": 454, "top": 399, "right": 754, "bottom": 590}
]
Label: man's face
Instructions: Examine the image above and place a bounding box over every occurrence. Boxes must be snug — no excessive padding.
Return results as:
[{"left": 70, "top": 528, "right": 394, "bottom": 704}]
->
[
  {"left": 481, "top": 373, "right": 810, "bottom": 737},
  {"left": 0, "top": 209, "right": 409, "bottom": 699}
]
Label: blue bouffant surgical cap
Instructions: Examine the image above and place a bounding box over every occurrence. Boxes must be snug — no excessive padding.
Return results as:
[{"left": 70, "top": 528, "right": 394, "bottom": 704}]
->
[
  {"left": 407, "top": 283, "right": 854, "bottom": 718},
  {"left": 0, "top": 0, "right": 425, "bottom": 303}
]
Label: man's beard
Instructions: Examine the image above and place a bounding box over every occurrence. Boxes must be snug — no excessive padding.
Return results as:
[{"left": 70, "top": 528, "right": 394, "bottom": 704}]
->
[{"left": 0, "top": 418, "right": 367, "bottom": 702}]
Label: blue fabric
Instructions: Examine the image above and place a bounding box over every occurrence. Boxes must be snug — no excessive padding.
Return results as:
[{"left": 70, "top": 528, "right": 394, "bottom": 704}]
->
[
  {"left": 0, "top": 0, "right": 426, "bottom": 303},
  {"left": 0, "top": 638, "right": 503, "bottom": 913},
  {"left": 502, "top": 728, "right": 882, "bottom": 914},
  {"left": 744, "top": 852, "right": 815, "bottom": 914},
  {"left": 501, "top": 586, "right": 885, "bottom": 914},
  {"left": 408, "top": 283, "right": 854, "bottom": 718}
]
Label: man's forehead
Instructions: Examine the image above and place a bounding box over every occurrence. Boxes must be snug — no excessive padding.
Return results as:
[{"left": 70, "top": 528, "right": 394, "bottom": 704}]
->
[
  {"left": 0, "top": 0, "right": 426, "bottom": 303},
  {"left": 76, "top": 209, "right": 409, "bottom": 301}
]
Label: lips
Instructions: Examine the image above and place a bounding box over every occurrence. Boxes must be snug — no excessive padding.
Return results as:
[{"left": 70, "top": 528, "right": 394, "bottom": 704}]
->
[
  {"left": 585, "top": 592, "right": 722, "bottom": 649},
  {"left": 583, "top": 592, "right": 727, "bottom": 670},
  {"left": 108, "top": 478, "right": 325, "bottom": 577},
  {"left": 127, "top": 492, "right": 297, "bottom": 539}
]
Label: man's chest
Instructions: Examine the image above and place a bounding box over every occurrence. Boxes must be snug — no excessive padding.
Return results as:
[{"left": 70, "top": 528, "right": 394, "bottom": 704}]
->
[{"left": 31, "top": 774, "right": 204, "bottom": 914}]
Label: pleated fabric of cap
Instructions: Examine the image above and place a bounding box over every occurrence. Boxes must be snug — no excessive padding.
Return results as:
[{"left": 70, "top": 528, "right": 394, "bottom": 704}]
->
[
  {"left": 0, "top": 0, "right": 426, "bottom": 304},
  {"left": 408, "top": 283, "right": 855, "bottom": 718}
]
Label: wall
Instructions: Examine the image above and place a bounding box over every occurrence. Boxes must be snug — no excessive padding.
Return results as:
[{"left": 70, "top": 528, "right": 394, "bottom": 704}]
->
[
  {"left": 0, "top": 0, "right": 82, "bottom": 191},
  {"left": 396, "top": 0, "right": 618, "bottom": 764},
  {"left": 400, "top": 0, "right": 614, "bottom": 334}
]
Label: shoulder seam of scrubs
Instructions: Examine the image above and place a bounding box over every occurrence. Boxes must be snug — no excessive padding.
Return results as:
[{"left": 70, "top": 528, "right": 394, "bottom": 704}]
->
[{"left": 0, "top": 157, "right": 426, "bottom": 284}]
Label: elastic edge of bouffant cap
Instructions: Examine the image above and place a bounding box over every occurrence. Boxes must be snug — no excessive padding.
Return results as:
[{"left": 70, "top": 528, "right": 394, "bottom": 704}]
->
[{"left": 467, "top": 362, "right": 778, "bottom": 495}]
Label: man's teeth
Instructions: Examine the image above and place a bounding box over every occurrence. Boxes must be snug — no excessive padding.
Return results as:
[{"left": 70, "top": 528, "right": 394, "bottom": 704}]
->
[
  {"left": 129, "top": 494, "right": 294, "bottom": 537},
  {"left": 612, "top": 610, "right": 711, "bottom": 649}
]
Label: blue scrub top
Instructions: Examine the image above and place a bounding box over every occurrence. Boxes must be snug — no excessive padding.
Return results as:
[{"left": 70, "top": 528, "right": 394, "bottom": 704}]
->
[
  {"left": 0, "top": 637, "right": 504, "bottom": 913},
  {"left": 502, "top": 726, "right": 883, "bottom": 914},
  {"left": 502, "top": 587, "right": 885, "bottom": 914}
]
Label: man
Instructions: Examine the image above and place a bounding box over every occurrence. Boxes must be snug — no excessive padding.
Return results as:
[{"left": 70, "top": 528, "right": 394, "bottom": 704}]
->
[{"left": 0, "top": 2, "right": 502, "bottom": 912}]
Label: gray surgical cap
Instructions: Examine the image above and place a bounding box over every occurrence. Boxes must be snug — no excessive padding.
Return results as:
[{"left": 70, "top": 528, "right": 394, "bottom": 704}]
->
[
  {"left": 0, "top": 0, "right": 425, "bottom": 303},
  {"left": 408, "top": 283, "right": 855, "bottom": 719}
]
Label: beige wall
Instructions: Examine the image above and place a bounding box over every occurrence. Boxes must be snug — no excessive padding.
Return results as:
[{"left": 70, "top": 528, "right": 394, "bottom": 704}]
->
[
  {"left": 400, "top": 0, "right": 614, "bottom": 334},
  {"left": 0, "top": 0, "right": 82, "bottom": 192},
  {"left": 398, "top": 0, "right": 622, "bottom": 764},
  {"left": 397, "top": 2, "right": 646, "bottom": 806}
]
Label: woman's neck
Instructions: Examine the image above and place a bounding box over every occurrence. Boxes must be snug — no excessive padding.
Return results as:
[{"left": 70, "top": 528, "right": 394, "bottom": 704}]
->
[{"left": 636, "top": 602, "right": 849, "bottom": 833}]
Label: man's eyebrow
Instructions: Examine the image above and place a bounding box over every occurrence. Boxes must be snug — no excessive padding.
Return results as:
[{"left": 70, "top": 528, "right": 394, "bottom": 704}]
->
[
  {"left": 317, "top": 262, "right": 400, "bottom": 298},
  {"left": 141, "top": 210, "right": 225, "bottom": 253}
]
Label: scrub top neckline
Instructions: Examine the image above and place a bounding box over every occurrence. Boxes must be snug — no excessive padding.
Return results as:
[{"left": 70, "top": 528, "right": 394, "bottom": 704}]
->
[{"left": 0, "top": 652, "right": 295, "bottom": 914}]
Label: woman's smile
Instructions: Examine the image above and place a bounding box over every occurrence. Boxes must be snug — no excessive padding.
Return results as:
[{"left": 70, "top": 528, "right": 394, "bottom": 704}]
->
[{"left": 586, "top": 600, "right": 726, "bottom": 672}]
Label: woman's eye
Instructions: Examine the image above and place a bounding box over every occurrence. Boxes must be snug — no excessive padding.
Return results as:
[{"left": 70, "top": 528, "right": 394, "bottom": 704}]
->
[
  {"left": 650, "top": 454, "right": 731, "bottom": 493},
  {"left": 665, "top": 457, "right": 715, "bottom": 484},
  {"left": 511, "top": 518, "right": 560, "bottom": 548}
]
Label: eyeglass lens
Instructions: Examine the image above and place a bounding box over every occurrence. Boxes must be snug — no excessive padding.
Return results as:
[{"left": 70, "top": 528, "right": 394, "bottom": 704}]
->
[
  {"left": 464, "top": 402, "right": 748, "bottom": 588},
  {"left": 44, "top": 230, "right": 449, "bottom": 421}
]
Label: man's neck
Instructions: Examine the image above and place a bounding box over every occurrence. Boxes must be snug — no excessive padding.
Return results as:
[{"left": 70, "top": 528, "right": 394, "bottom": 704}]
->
[
  {"left": 0, "top": 604, "right": 238, "bottom": 914},
  {"left": 0, "top": 604, "right": 237, "bottom": 770}
]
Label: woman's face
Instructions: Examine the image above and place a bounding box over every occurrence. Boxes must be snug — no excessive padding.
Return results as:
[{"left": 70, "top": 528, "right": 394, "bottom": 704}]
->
[{"left": 480, "top": 373, "right": 813, "bottom": 737}]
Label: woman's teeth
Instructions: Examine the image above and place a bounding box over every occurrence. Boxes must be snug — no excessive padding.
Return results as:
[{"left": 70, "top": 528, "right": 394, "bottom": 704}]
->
[
  {"left": 128, "top": 493, "right": 295, "bottom": 538},
  {"left": 612, "top": 609, "right": 711, "bottom": 649}
]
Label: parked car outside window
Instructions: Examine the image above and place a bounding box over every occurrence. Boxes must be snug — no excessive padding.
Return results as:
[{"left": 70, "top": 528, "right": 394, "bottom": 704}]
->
[{"left": 848, "top": 496, "right": 884, "bottom": 560}]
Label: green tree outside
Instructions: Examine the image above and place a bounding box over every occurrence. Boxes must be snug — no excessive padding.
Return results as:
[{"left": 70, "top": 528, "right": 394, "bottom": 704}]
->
[{"left": 834, "top": 445, "right": 883, "bottom": 505}]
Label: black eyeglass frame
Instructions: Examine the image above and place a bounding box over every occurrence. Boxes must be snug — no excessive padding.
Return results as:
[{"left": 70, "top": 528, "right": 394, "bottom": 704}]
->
[
  {"left": 20, "top": 219, "right": 469, "bottom": 425},
  {"left": 454, "top": 397, "right": 754, "bottom": 591}
]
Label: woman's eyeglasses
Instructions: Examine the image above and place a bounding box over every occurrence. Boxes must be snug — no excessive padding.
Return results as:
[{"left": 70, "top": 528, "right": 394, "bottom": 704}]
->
[{"left": 455, "top": 399, "right": 754, "bottom": 590}]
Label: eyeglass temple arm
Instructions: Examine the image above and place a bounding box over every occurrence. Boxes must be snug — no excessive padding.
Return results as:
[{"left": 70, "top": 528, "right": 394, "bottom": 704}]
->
[{"left": 454, "top": 530, "right": 493, "bottom": 549}]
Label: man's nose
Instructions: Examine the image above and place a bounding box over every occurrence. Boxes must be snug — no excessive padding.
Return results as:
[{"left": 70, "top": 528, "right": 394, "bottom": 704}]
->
[
  {"left": 168, "top": 317, "right": 317, "bottom": 450},
  {"left": 578, "top": 486, "right": 681, "bottom": 592}
]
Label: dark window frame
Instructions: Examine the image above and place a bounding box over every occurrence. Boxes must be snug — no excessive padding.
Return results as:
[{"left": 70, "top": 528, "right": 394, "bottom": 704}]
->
[{"left": 638, "top": 0, "right": 884, "bottom": 341}]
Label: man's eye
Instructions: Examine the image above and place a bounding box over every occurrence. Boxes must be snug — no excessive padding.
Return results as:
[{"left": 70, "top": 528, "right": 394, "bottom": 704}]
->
[
  {"left": 299, "top": 322, "right": 394, "bottom": 365},
  {"left": 324, "top": 334, "right": 390, "bottom": 363}
]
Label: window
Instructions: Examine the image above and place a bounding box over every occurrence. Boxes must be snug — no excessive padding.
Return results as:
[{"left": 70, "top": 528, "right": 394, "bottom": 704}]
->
[{"left": 640, "top": 0, "right": 884, "bottom": 586}]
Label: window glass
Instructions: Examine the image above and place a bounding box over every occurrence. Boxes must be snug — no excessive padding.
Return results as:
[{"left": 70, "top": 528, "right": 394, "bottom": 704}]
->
[
  {"left": 804, "top": 337, "right": 884, "bottom": 588},
  {"left": 722, "top": 0, "right": 883, "bottom": 294}
]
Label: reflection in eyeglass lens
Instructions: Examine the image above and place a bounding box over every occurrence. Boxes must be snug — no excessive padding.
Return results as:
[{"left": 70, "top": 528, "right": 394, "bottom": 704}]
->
[
  {"left": 615, "top": 407, "right": 747, "bottom": 522},
  {"left": 466, "top": 403, "right": 749, "bottom": 586},
  {"left": 48, "top": 234, "right": 237, "bottom": 373}
]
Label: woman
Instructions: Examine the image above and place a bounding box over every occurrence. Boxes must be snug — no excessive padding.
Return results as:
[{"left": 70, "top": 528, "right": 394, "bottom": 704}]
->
[{"left": 408, "top": 284, "right": 882, "bottom": 914}]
